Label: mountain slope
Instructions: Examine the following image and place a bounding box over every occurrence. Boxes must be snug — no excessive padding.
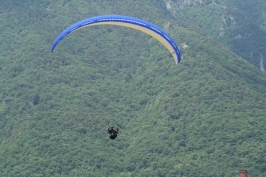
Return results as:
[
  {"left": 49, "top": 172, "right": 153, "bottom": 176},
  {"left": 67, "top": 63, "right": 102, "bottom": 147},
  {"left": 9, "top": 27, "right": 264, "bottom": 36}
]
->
[
  {"left": 164, "top": 0, "right": 266, "bottom": 71},
  {"left": 0, "top": 0, "right": 266, "bottom": 176}
]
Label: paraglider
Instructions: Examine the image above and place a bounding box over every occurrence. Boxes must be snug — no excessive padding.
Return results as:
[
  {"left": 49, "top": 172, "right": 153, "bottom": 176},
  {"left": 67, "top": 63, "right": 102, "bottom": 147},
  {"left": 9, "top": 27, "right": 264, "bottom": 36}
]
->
[
  {"left": 51, "top": 15, "right": 181, "bottom": 64},
  {"left": 108, "top": 127, "right": 119, "bottom": 140}
]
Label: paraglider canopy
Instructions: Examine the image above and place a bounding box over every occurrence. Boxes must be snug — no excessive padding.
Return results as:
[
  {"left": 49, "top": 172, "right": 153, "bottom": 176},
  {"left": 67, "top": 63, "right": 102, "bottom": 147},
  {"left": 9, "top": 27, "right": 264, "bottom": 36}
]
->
[{"left": 51, "top": 15, "right": 181, "bottom": 64}]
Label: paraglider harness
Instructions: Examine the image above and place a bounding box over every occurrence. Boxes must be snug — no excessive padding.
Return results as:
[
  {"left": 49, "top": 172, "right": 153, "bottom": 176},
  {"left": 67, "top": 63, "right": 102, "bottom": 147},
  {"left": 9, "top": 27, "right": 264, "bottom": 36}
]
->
[{"left": 108, "top": 127, "right": 119, "bottom": 139}]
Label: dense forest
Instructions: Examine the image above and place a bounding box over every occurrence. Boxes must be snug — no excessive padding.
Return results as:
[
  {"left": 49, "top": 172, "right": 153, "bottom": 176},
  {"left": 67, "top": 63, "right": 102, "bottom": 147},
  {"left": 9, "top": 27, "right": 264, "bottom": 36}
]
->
[
  {"left": 0, "top": 0, "right": 266, "bottom": 176},
  {"left": 165, "top": 0, "right": 266, "bottom": 71}
]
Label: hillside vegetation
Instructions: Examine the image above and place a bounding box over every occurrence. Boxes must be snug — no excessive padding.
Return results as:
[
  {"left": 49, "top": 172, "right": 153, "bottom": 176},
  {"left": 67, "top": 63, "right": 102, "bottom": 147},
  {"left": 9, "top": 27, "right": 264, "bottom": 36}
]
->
[
  {"left": 164, "top": 0, "right": 266, "bottom": 71},
  {"left": 0, "top": 0, "right": 266, "bottom": 176}
]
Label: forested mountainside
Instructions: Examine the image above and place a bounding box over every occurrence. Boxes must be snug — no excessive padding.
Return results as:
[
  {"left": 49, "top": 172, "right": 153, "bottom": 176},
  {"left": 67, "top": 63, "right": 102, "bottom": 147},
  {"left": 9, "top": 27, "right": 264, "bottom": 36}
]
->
[
  {"left": 0, "top": 0, "right": 266, "bottom": 176},
  {"left": 164, "top": 0, "right": 266, "bottom": 71}
]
